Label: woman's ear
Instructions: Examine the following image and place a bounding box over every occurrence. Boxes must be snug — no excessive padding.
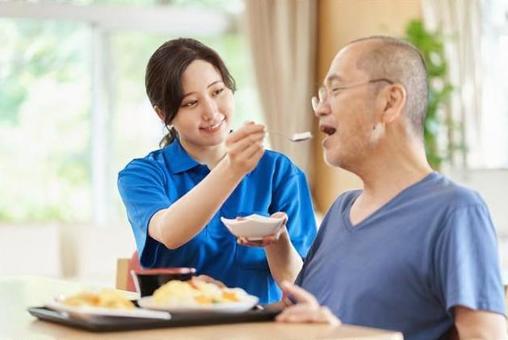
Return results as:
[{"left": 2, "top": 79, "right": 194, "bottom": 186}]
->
[
  {"left": 154, "top": 106, "right": 166, "bottom": 122},
  {"left": 381, "top": 84, "right": 406, "bottom": 124}
]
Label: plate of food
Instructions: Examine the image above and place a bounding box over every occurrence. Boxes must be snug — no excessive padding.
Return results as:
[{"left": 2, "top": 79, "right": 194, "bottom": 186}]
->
[
  {"left": 220, "top": 213, "right": 286, "bottom": 240},
  {"left": 137, "top": 279, "right": 259, "bottom": 313},
  {"left": 46, "top": 288, "right": 171, "bottom": 320}
]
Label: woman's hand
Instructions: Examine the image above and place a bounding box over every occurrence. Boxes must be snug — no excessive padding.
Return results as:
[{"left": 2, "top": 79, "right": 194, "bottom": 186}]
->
[
  {"left": 276, "top": 281, "right": 341, "bottom": 325},
  {"left": 237, "top": 212, "right": 288, "bottom": 247},
  {"left": 224, "top": 122, "right": 265, "bottom": 176}
]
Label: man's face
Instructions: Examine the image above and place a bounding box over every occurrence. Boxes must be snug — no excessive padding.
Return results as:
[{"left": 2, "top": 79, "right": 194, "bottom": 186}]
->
[{"left": 314, "top": 44, "right": 383, "bottom": 169}]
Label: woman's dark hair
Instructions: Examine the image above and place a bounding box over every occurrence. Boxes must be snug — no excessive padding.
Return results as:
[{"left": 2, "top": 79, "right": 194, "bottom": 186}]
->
[{"left": 145, "top": 38, "right": 236, "bottom": 147}]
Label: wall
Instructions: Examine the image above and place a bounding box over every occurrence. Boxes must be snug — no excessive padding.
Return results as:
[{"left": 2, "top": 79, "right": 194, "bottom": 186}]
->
[
  {"left": 312, "top": 0, "right": 422, "bottom": 213},
  {"left": 0, "top": 223, "right": 136, "bottom": 286},
  {"left": 60, "top": 224, "right": 136, "bottom": 284},
  {"left": 0, "top": 225, "right": 61, "bottom": 277}
]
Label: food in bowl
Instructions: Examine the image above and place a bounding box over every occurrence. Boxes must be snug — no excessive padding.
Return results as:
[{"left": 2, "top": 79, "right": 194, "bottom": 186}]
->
[
  {"left": 152, "top": 278, "right": 247, "bottom": 306},
  {"left": 61, "top": 289, "right": 135, "bottom": 309}
]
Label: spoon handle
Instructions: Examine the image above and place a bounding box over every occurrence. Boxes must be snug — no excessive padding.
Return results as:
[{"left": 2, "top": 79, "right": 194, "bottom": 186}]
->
[{"left": 267, "top": 131, "right": 313, "bottom": 142}]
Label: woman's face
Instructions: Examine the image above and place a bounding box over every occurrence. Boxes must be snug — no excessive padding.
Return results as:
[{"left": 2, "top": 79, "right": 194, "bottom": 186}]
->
[{"left": 171, "top": 59, "right": 234, "bottom": 149}]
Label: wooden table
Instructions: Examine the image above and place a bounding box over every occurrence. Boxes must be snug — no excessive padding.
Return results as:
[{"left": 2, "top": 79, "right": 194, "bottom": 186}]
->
[{"left": 0, "top": 276, "right": 403, "bottom": 339}]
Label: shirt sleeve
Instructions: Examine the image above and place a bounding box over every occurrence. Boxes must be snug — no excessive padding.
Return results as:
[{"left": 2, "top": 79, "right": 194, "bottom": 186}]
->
[
  {"left": 271, "top": 166, "right": 317, "bottom": 260},
  {"left": 117, "top": 159, "right": 172, "bottom": 267},
  {"left": 433, "top": 202, "right": 505, "bottom": 316}
]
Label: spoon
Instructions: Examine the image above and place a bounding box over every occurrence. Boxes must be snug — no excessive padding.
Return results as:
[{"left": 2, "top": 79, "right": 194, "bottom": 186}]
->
[{"left": 268, "top": 131, "right": 313, "bottom": 142}]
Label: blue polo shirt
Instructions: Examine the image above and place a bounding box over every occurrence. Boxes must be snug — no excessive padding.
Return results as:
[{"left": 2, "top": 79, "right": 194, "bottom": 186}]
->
[{"left": 118, "top": 139, "right": 317, "bottom": 303}]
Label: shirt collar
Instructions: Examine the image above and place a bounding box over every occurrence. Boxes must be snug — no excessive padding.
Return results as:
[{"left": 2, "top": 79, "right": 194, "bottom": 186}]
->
[{"left": 164, "top": 139, "right": 201, "bottom": 174}]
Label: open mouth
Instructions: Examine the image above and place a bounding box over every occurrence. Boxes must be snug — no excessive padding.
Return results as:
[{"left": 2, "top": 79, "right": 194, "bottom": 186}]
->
[{"left": 320, "top": 125, "right": 336, "bottom": 136}]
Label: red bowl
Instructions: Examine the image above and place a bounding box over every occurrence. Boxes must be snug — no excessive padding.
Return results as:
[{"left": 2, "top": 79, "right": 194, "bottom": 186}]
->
[{"left": 131, "top": 267, "right": 196, "bottom": 297}]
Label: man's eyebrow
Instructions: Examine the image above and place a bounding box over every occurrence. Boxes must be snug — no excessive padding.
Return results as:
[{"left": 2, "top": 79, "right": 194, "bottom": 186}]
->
[{"left": 325, "top": 74, "right": 343, "bottom": 86}]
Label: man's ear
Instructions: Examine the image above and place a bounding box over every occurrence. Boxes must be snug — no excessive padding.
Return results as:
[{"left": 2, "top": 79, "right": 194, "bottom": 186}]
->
[
  {"left": 379, "top": 84, "right": 406, "bottom": 124},
  {"left": 154, "top": 106, "right": 166, "bottom": 122}
]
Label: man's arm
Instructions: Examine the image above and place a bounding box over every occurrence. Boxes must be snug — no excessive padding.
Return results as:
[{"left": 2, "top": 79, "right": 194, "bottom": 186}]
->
[{"left": 454, "top": 306, "right": 507, "bottom": 340}]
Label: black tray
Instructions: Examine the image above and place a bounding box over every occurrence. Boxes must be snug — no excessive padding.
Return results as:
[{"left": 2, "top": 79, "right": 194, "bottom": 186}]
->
[{"left": 28, "top": 305, "right": 282, "bottom": 332}]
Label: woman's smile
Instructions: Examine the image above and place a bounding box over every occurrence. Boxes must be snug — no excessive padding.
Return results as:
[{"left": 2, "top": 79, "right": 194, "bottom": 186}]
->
[{"left": 200, "top": 117, "right": 225, "bottom": 133}]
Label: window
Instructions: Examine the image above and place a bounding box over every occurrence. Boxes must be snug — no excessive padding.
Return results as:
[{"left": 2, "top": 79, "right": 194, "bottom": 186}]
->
[
  {"left": 0, "top": 0, "right": 262, "bottom": 225},
  {"left": 476, "top": 0, "right": 508, "bottom": 168},
  {"left": 0, "top": 18, "right": 91, "bottom": 222}
]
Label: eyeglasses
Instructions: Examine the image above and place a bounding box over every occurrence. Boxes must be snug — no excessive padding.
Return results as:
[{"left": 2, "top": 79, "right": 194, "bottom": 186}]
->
[{"left": 311, "top": 78, "right": 394, "bottom": 112}]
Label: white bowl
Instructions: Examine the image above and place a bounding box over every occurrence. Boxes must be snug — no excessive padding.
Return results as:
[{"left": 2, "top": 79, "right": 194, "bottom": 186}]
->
[{"left": 220, "top": 214, "right": 285, "bottom": 240}]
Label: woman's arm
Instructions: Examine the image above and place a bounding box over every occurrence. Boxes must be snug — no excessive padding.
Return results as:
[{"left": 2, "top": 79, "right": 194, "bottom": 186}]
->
[{"left": 149, "top": 123, "right": 265, "bottom": 249}]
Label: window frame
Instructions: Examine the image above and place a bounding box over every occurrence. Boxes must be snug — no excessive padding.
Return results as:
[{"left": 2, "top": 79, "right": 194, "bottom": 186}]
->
[{"left": 0, "top": 2, "right": 235, "bottom": 224}]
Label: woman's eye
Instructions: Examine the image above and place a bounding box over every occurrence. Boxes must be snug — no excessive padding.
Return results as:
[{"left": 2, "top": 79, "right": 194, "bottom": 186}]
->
[
  {"left": 181, "top": 100, "right": 197, "bottom": 108},
  {"left": 213, "top": 87, "right": 225, "bottom": 96}
]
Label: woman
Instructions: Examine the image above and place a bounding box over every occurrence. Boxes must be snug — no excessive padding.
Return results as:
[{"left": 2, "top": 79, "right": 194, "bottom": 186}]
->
[{"left": 118, "top": 38, "right": 316, "bottom": 304}]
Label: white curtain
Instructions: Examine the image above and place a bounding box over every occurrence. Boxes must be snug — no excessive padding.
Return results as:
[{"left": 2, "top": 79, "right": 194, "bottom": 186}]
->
[
  {"left": 422, "top": 0, "right": 484, "bottom": 168},
  {"left": 244, "top": 0, "right": 316, "bottom": 174}
]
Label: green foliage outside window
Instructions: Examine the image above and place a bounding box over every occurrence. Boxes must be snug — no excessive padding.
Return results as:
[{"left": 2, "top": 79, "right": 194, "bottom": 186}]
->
[
  {"left": 0, "top": 19, "right": 91, "bottom": 223},
  {"left": 0, "top": 1, "right": 259, "bottom": 224},
  {"left": 404, "top": 19, "right": 457, "bottom": 170}
]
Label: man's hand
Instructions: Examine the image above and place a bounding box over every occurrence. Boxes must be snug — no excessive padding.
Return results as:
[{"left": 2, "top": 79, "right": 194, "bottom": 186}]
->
[{"left": 275, "top": 281, "right": 341, "bottom": 325}]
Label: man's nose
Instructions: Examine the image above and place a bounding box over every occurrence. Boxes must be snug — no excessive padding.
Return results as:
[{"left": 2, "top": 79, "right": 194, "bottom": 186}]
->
[{"left": 314, "top": 101, "right": 330, "bottom": 118}]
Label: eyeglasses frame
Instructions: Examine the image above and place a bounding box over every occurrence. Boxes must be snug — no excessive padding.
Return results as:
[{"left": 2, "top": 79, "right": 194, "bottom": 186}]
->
[{"left": 311, "top": 78, "right": 395, "bottom": 111}]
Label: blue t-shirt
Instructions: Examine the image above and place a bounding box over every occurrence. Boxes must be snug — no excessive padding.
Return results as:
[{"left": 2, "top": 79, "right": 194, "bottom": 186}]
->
[
  {"left": 296, "top": 172, "right": 505, "bottom": 340},
  {"left": 118, "top": 139, "right": 317, "bottom": 303}
]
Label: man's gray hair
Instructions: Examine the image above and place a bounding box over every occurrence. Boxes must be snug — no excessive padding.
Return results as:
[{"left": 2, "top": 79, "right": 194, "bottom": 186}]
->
[{"left": 349, "top": 36, "right": 429, "bottom": 138}]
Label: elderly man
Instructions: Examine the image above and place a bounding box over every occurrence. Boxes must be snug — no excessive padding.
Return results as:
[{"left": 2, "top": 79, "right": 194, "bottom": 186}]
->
[{"left": 276, "top": 36, "right": 506, "bottom": 340}]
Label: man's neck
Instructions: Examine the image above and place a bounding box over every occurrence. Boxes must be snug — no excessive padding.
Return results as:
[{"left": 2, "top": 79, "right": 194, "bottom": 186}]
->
[
  {"left": 349, "top": 138, "right": 433, "bottom": 225},
  {"left": 360, "top": 133, "right": 432, "bottom": 195}
]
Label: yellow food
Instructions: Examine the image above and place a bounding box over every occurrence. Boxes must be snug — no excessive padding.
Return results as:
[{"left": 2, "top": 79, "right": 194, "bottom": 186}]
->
[
  {"left": 62, "top": 289, "right": 134, "bottom": 309},
  {"left": 152, "top": 279, "right": 245, "bottom": 306}
]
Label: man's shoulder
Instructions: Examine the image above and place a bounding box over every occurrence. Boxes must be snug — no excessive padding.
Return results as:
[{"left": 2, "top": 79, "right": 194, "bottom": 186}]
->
[
  {"left": 328, "top": 189, "right": 361, "bottom": 212},
  {"left": 335, "top": 189, "right": 362, "bottom": 202},
  {"left": 425, "top": 173, "right": 484, "bottom": 208}
]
